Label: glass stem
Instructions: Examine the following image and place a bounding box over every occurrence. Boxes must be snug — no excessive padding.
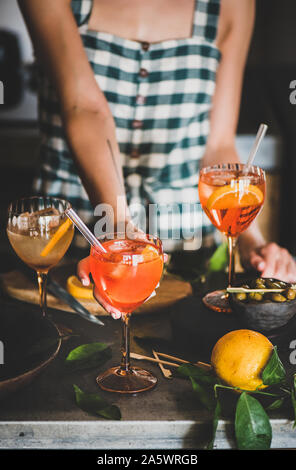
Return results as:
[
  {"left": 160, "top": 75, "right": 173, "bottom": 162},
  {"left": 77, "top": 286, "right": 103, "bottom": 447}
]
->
[
  {"left": 227, "top": 236, "right": 237, "bottom": 287},
  {"left": 37, "top": 271, "right": 48, "bottom": 318},
  {"left": 120, "top": 313, "right": 131, "bottom": 374}
]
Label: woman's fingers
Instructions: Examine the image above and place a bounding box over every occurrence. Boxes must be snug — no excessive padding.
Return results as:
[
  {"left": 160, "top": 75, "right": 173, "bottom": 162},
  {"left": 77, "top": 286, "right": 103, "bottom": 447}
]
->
[
  {"left": 257, "top": 243, "right": 296, "bottom": 283},
  {"left": 77, "top": 259, "right": 122, "bottom": 319},
  {"left": 248, "top": 250, "right": 266, "bottom": 272},
  {"left": 244, "top": 242, "right": 296, "bottom": 283},
  {"left": 93, "top": 287, "right": 122, "bottom": 319},
  {"left": 77, "top": 256, "right": 91, "bottom": 286}
]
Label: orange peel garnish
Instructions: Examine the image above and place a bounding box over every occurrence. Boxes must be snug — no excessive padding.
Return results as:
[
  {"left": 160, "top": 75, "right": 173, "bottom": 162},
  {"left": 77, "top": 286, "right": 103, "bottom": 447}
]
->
[
  {"left": 141, "top": 245, "right": 159, "bottom": 261},
  {"left": 40, "top": 218, "right": 72, "bottom": 257},
  {"left": 206, "top": 183, "right": 264, "bottom": 211}
]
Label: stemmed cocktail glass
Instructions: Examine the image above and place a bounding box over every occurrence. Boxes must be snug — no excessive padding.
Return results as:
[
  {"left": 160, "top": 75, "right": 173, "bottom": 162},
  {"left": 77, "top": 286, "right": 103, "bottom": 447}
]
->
[
  {"left": 198, "top": 163, "right": 266, "bottom": 312},
  {"left": 7, "top": 196, "right": 74, "bottom": 318},
  {"left": 89, "top": 232, "right": 164, "bottom": 394}
]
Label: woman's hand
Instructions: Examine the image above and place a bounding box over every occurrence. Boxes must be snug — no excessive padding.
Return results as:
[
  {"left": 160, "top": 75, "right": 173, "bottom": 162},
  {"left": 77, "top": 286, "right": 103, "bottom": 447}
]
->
[
  {"left": 77, "top": 252, "right": 168, "bottom": 320},
  {"left": 78, "top": 256, "right": 122, "bottom": 319},
  {"left": 238, "top": 238, "right": 296, "bottom": 283}
]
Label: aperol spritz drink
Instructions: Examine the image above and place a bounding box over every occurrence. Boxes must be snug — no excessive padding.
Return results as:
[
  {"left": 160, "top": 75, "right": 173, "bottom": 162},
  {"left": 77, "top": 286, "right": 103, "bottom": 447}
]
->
[
  {"left": 198, "top": 164, "right": 266, "bottom": 311},
  {"left": 90, "top": 233, "right": 164, "bottom": 393}
]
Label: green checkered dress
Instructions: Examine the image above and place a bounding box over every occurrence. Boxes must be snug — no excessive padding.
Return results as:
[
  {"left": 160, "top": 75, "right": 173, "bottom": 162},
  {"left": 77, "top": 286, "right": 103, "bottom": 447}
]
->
[{"left": 34, "top": 0, "right": 221, "bottom": 251}]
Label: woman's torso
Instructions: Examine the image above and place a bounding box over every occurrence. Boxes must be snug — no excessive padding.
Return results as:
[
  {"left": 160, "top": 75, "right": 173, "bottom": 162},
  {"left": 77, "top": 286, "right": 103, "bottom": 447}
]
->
[{"left": 36, "top": 0, "right": 222, "bottom": 250}]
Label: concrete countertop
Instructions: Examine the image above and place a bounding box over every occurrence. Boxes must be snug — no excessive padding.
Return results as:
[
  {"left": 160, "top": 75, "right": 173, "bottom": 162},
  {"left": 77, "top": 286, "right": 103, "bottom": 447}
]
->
[{"left": 0, "top": 301, "right": 295, "bottom": 450}]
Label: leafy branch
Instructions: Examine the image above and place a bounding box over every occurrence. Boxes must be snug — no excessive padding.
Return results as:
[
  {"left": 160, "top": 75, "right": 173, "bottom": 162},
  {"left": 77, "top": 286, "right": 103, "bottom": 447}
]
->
[{"left": 178, "top": 346, "right": 295, "bottom": 450}]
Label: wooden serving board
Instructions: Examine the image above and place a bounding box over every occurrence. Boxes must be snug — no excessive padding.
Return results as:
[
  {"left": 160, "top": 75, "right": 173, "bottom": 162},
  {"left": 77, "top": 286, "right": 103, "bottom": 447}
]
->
[{"left": 0, "top": 263, "right": 192, "bottom": 316}]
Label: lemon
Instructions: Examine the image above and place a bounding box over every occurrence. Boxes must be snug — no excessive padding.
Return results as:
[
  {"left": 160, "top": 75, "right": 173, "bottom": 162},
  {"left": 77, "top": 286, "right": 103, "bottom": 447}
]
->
[
  {"left": 206, "top": 183, "right": 264, "bottom": 211},
  {"left": 211, "top": 329, "right": 273, "bottom": 391},
  {"left": 66, "top": 275, "right": 94, "bottom": 300}
]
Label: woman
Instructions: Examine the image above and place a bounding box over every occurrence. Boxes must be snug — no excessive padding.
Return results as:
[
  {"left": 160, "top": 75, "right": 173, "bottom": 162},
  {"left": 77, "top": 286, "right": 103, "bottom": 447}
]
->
[{"left": 19, "top": 0, "right": 296, "bottom": 316}]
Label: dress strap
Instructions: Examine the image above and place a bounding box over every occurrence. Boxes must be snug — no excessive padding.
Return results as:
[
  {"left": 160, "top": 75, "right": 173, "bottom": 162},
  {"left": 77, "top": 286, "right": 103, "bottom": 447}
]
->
[
  {"left": 71, "top": 0, "right": 93, "bottom": 27},
  {"left": 192, "top": 0, "right": 221, "bottom": 43}
]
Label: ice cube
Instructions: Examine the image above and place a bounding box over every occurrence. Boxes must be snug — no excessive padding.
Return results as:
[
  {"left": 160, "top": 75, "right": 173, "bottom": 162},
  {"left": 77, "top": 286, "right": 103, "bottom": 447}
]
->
[{"left": 17, "top": 212, "right": 30, "bottom": 231}]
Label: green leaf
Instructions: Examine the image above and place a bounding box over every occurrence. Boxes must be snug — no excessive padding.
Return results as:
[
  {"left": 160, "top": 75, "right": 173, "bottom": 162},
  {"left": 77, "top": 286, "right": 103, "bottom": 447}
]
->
[
  {"left": 65, "top": 342, "right": 112, "bottom": 372},
  {"left": 291, "top": 375, "right": 296, "bottom": 429},
  {"left": 207, "top": 243, "right": 228, "bottom": 273},
  {"left": 207, "top": 398, "right": 222, "bottom": 450},
  {"left": 177, "top": 363, "right": 217, "bottom": 386},
  {"left": 73, "top": 384, "right": 121, "bottom": 420},
  {"left": 262, "top": 347, "right": 286, "bottom": 386},
  {"left": 235, "top": 392, "right": 272, "bottom": 450},
  {"left": 190, "top": 377, "right": 216, "bottom": 411},
  {"left": 266, "top": 398, "right": 285, "bottom": 411}
]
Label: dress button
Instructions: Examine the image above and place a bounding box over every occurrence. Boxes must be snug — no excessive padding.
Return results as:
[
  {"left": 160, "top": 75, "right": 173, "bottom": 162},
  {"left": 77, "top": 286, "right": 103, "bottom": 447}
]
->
[
  {"left": 135, "top": 95, "right": 146, "bottom": 105},
  {"left": 141, "top": 42, "right": 150, "bottom": 51},
  {"left": 139, "top": 68, "right": 149, "bottom": 78},
  {"left": 130, "top": 149, "right": 140, "bottom": 159},
  {"left": 132, "top": 120, "right": 143, "bottom": 129}
]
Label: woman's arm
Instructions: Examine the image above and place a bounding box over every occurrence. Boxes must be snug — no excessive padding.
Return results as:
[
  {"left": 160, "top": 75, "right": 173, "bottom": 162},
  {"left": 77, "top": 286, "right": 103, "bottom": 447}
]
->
[
  {"left": 202, "top": 0, "right": 255, "bottom": 166},
  {"left": 18, "top": 0, "right": 129, "bottom": 223}
]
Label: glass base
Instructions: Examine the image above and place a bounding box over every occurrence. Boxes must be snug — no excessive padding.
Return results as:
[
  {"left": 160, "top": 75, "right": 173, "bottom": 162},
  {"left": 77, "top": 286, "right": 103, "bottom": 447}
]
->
[
  {"left": 202, "top": 289, "right": 232, "bottom": 313},
  {"left": 96, "top": 366, "right": 158, "bottom": 394}
]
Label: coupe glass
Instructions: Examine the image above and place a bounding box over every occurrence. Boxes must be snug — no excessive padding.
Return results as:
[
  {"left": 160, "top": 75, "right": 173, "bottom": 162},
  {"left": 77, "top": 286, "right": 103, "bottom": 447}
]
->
[
  {"left": 7, "top": 196, "right": 74, "bottom": 318},
  {"left": 90, "top": 232, "right": 164, "bottom": 394},
  {"left": 198, "top": 163, "right": 266, "bottom": 312}
]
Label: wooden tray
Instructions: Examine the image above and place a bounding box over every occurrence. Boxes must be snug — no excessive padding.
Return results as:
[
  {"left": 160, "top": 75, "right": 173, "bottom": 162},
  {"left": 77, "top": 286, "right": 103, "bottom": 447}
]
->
[{"left": 0, "top": 264, "right": 192, "bottom": 316}]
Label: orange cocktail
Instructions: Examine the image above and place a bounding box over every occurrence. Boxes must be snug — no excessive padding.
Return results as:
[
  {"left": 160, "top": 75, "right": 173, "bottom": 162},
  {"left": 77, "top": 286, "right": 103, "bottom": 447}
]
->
[
  {"left": 90, "top": 233, "right": 164, "bottom": 394},
  {"left": 199, "top": 167, "right": 265, "bottom": 237},
  {"left": 90, "top": 238, "right": 163, "bottom": 313},
  {"left": 198, "top": 164, "right": 266, "bottom": 312}
]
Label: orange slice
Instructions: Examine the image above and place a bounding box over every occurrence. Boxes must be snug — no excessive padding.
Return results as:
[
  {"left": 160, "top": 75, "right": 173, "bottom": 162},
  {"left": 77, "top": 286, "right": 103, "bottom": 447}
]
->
[
  {"left": 40, "top": 218, "right": 72, "bottom": 257},
  {"left": 206, "top": 183, "right": 263, "bottom": 210},
  {"left": 141, "top": 245, "right": 159, "bottom": 261},
  {"left": 66, "top": 275, "right": 94, "bottom": 300}
]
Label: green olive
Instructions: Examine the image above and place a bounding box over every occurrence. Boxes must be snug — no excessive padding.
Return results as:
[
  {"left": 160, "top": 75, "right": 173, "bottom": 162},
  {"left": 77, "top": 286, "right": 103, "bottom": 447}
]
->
[
  {"left": 255, "top": 278, "right": 266, "bottom": 289},
  {"left": 248, "top": 292, "right": 264, "bottom": 302},
  {"left": 284, "top": 288, "right": 296, "bottom": 300},
  {"left": 271, "top": 293, "right": 287, "bottom": 302},
  {"left": 277, "top": 281, "right": 289, "bottom": 288},
  {"left": 265, "top": 279, "right": 284, "bottom": 289},
  {"left": 235, "top": 292, "right": 247, "bottom": 301}
]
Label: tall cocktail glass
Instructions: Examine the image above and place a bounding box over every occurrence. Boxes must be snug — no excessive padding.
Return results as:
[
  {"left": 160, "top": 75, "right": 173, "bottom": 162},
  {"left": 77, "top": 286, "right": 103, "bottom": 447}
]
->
[
  {"left": 198, "top": 163, "right": 266, "bottom": 312},
  {"left": 90, "top": 233, "right": 164, "bottom": 394},
  {"left": 7, "top": 196, "right": 74, "bottom": 318}
]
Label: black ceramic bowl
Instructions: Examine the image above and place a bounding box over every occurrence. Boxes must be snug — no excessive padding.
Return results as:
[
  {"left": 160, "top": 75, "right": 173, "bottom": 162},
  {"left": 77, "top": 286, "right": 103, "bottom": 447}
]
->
[{"left": 230, "top": 278, "right": 296, "bottom": 332}]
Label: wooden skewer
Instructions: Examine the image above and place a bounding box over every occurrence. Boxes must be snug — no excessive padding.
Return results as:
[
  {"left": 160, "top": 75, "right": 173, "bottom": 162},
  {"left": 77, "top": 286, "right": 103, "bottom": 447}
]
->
[
  {"left": 155, "top": 351, "right": 212, "bottom": 371},
  {"left": 227, "top": 285, "right": 296, "bottom": 294},
  {"left": 130, "top": 352, "right": 179, "bottom": 368},
  {"left": 152, "top": 349, "right": 173, "bottom": 379},
  {"left": 130, "top": 352, "right": 212, "bottom": 371}
]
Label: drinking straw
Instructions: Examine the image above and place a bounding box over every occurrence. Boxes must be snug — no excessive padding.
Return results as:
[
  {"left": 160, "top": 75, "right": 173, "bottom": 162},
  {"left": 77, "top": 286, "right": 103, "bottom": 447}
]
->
[
  {"left": 243, "top": 123, "right": 268, "bottom": 172},
  {"left": 65, "top": 208, "right": 107, "bottom": 253}
]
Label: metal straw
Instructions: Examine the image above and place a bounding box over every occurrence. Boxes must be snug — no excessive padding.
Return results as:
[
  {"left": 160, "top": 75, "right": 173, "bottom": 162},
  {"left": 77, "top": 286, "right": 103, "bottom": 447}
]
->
[
  {"left": 243, "top": 123, "right": 268, "bottom": 173},
  {"left": 65, "top": 208, "right": 107, "bottom": 253}
]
